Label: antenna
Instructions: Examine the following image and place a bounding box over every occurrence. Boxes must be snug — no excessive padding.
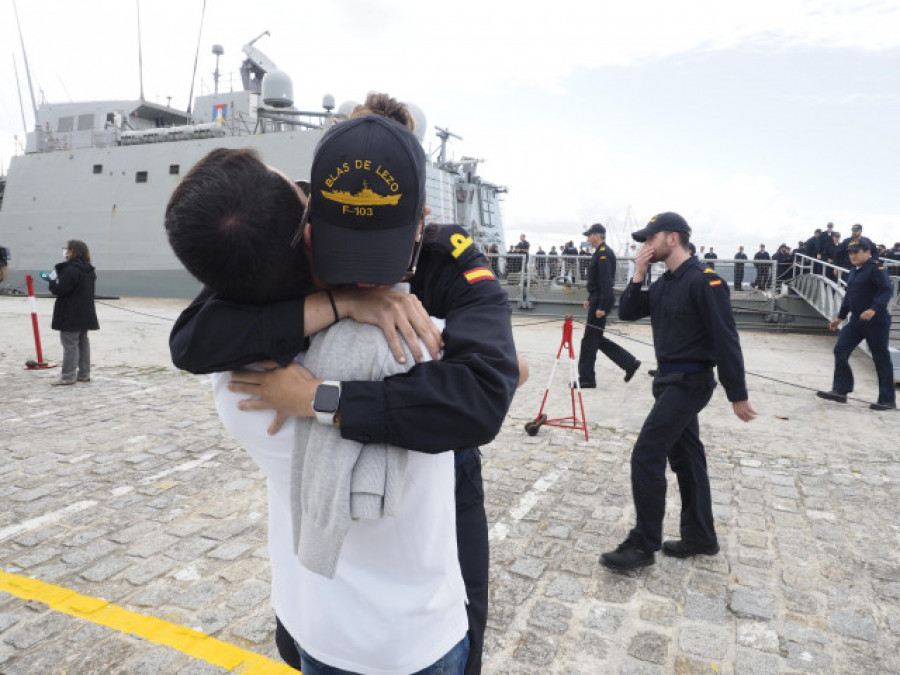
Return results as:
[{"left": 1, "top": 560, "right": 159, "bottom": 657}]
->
[
  {"left": 248, "top": 30, "right": 271, "bottom": 47},
  {"left": 136, "top": 0, "right": 145, "bottom": 100},
  {"left": 435, "top": 126, "right": 462, "bottom": 164},
  {"left": 58, "top": 77, "right": 72, "bottom": 103},
  {"left": 12, "top": 53, "right": 27, "bottom": 133},
  {"left": 212, "top": 44, "right": 224, "bottom": 94},
  {"left": 185, "top": 0, "right": 209, "bottom": 118},
  {"left": 12, "top": 0, "right": 38, "bottom": 123}
]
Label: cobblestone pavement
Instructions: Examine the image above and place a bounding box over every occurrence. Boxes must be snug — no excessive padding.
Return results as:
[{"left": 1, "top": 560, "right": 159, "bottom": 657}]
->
[{"left": 1, "top": 301, "right": 898, "bottom": 674}]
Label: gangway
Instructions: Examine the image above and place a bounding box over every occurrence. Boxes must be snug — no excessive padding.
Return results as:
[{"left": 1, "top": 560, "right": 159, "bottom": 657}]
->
[{"left": 789, "top": 253, "right": 900, "bottom": 383}]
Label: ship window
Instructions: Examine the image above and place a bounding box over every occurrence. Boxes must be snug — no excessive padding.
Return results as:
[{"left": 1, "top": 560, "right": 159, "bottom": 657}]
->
[
  {"left": 136, "top": 171, "right": 148, "bottom": 183},
  {"left": 169, "top": 165, "right": 180, "bottom": 175},
  {"left": 93, "top": 164, "right": 103, "bottom": 174},
  {"left": 58, "top": 116, "right": 74, "bottom": 132},
  {"left": 77, "top": 114, "right": 94, "bottom": 131}
]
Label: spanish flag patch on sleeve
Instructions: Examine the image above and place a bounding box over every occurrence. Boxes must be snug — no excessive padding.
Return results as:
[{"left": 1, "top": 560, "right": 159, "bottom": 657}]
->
[
  {"left": 464, "top": 267, "right": 496, "bottom": 284},
  {"left": 709, "top": 279, "right": 723, "bottom": 287}
]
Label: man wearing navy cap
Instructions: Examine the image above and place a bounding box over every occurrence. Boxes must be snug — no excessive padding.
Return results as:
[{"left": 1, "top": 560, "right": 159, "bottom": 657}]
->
[
  {"left": 817, "top": 237, "right": 895, "bottom": 411},
  {"left": 577, "top": 223, "right": 640, "bottom": 388},
  {"left": 600, "top": 212, "right": 757, "bottom": 572},
  {"left": 834, "top": 223, "right": 864, "bottom": 272}
]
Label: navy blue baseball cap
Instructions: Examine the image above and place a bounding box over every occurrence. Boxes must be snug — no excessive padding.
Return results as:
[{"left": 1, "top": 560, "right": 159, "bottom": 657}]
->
[
  {"left": 631, "top": 212, "right": 692, "bottom": 243},
  {"left": 847, "top": 237, "right": 873, "bottom": 252},
  {"left": 583, "top": 223, "right": 606, "bottom": 236},
  {"left": 309, "top": 115, "right": 426, "bottom": 285}
]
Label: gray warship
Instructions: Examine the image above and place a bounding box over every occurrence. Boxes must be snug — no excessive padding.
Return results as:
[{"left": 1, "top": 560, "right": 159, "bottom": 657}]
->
[{"left": 0, "top": 35, "right": 508, "bottom": 298}]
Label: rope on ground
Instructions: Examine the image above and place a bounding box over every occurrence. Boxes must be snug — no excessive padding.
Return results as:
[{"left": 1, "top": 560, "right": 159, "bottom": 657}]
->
[
  {"left": 94, "top": 299, "right": 178, "bottom": 323},
  {"left": 514, "top": 313, "right": 880, "bottom": 405},
  {"left": 2, "top": 285, "right": 179, "bottom": 322}
]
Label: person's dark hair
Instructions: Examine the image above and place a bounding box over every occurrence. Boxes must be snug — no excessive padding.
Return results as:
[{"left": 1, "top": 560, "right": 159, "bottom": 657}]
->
[
  {"left": 164, "top": 148, "right": 312, "bottom": 302},
  {"left": 66, "top": 240, "right": 92, "bottom": 264},
  {"left": 671, "top": 231, "right": 690, "bottom": 249},
  {"left": 350, "top": 92, "right": 415, "bottom": 130}
]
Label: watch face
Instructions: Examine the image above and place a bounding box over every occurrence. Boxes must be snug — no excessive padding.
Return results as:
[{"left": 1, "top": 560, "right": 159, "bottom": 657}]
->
[{"left": 314, "top": 384, "right": 340, "bottom": 413}]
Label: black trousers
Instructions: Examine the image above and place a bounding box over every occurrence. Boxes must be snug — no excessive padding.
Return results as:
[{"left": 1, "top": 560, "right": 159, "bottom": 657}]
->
[
  {"left": 578, "top": 313, "right": 637, "bottom": 383},
  {"left": 628, "top": 370, "right": 717, "bottom": 551},
  {"left": 274, "top": 449, "right": 490, "bottom": 675},
  {"left": 734, "top": 265, "right": 744, "bottom": 290},
  {"left": 456, "top": 450, "right": 489, "bottom": 675},
  {"left": 833, "top": 315, "right": 895, "bottom": 405}
]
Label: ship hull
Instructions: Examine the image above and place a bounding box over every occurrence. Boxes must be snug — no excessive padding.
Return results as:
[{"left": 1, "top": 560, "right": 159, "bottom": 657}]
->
[
  {"left": 0, "top": 130, "right": 323, "bottom": 298},
  {"left": 0, "top": 129, "right": 506, "bottom": 298}
]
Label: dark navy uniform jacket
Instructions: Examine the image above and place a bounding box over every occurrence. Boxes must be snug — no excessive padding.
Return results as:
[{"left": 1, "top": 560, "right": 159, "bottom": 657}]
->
[
  {"left": 169, "top": 223, "right": 519, "bottom": 453},
  {"left": 838, "top": 257, "right": 893, "bottom": 321},
  {"left": 618, "top": 257, "right": 749, "bottom": 402},
  {"left": 833, "top": 237, "right": 854, "bottom": 269},
  {"left": 804, "top": 236, "right": 819, "bottom": 258},
  {"left": 586, "top": 244, "right": 616, "bottom": 313}
]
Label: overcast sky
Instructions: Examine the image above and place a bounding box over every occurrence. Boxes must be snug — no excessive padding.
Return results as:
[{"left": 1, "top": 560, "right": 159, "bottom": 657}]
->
[{"left": 1, "top": 0, "right": 898, "bottom": 255}]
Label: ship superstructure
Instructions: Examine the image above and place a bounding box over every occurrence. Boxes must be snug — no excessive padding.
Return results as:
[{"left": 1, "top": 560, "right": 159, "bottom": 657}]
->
[{"left": 0, "top": 36, "right": 507, "bottom": 297}]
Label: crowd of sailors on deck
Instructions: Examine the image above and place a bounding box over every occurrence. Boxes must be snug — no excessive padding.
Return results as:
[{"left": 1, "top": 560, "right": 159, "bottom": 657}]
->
[{"left": 484, "top": 223, "right": 900, "bottom": 290}]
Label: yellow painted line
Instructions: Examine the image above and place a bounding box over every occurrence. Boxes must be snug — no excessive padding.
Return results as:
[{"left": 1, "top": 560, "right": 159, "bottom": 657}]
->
[{"left": 0, "top": 570, "right": 296, "bottom": 674}]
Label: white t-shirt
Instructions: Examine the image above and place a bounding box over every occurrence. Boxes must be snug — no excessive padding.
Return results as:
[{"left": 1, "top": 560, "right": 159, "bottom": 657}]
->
[{"left": 211, "top": 317, "right": 467, "bottom": 675}]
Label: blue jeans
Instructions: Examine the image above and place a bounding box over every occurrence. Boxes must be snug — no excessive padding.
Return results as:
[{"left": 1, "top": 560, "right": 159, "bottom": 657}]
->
[{"left": 297, "top": 635, "right": 469, "bottom": 675}]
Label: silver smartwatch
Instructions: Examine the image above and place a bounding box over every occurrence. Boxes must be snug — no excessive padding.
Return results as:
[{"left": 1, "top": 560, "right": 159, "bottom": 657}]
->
[{"left": 313, "top": 380, "right": 341, "bottom": 426}]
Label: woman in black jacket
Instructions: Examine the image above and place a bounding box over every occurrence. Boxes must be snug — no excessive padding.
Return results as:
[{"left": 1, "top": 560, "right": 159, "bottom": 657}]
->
[{"left": 48, "top": 240, "right": 99, "bottom": 384}]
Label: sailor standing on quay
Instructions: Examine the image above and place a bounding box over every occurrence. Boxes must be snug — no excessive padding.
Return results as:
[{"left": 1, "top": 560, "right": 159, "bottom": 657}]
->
[
  {"left": 577, "top": 223, "right": 640, "bottom": 388},
  {"left": 600, "top": 212, "right": 757, "bottom": 572},
  {"left": 816, "top": 237, "right": 896, "bottom": 411}
]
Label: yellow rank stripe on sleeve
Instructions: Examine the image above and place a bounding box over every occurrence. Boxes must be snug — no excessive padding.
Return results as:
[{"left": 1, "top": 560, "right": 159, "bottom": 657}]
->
[
  {"left": 464, "top": 267, "right": 496, "bottom": 284},
  {"left": 703, "top": 268, "right": 716, "bottom": 273}
]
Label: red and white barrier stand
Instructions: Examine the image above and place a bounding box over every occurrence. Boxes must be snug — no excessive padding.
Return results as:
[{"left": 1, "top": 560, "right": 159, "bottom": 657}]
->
[
  {"left": 525, "top": 314, "right": 588, "bottom": 440},
  {"left": 23, "top": 274, "right": 58, "bottom": 370}
]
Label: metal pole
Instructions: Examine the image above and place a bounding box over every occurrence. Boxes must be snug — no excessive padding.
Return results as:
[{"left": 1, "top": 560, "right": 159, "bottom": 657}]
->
[{"left": 24, "top": 274, "right": 55, "bottom": 369}]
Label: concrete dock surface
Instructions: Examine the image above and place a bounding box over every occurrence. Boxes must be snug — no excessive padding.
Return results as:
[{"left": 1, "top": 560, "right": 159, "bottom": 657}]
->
[{"left": 0, "top": 296, "right": 897, "bottom": 674}]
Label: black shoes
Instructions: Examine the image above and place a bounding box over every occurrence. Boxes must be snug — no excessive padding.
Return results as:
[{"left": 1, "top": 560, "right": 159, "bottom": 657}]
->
[
  {"left": 601, "top": 537, "right": 720, "bottom": 569},
  {"left": 600, "top": 540, "right": 655, "bottom": 571},
  {"left": 662, "top": 539, "right": 720, "bottom": 558},
  {"left": 816, "top": 391, "right": 895, "bottom": 409},
  {"left": 816, "top": 390, "right": 847, "bottom": 403},
  {"left": 624, "top": 361, "right": 641, "bottom": 383},
  {"left": 578, "top": 380, "right": 596, "bottom": 389}
]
